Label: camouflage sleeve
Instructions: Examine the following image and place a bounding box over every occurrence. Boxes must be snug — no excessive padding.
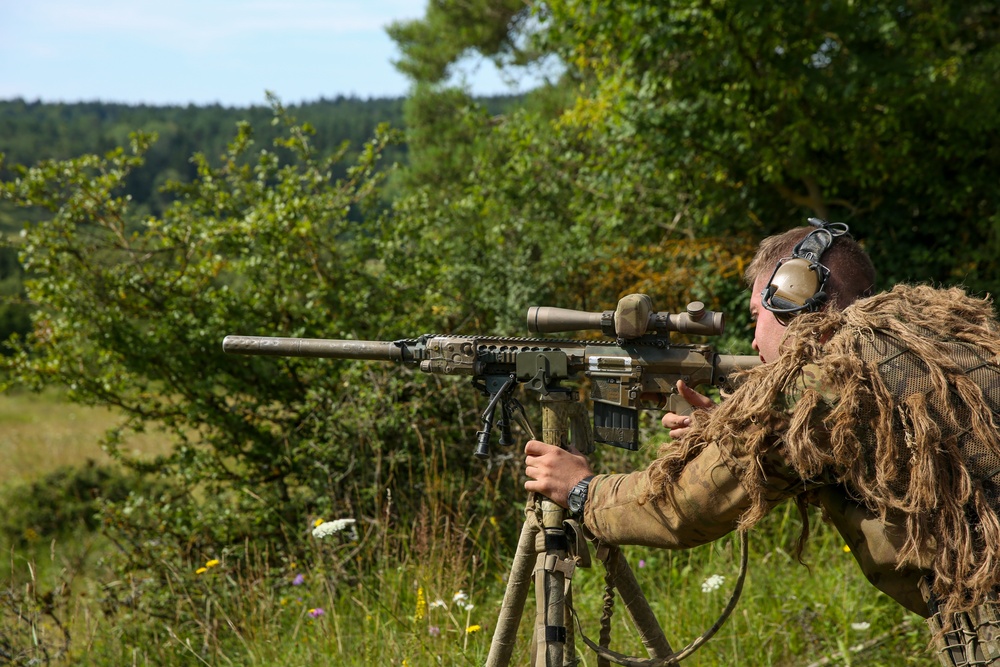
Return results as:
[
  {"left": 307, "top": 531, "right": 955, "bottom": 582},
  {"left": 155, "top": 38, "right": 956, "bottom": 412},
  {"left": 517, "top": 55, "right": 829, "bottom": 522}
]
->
[
  {"left": 814, "top": 486, "right": 932, "bottom": 617},
  {"left": 583, "top": 441, "right": 799, "bottom": 549},
  {"left": 583, "top": 363, "right": 835, "bottom": 549},
  {"left": 584, "top": 363, "right": 930, "bottom": 615}
]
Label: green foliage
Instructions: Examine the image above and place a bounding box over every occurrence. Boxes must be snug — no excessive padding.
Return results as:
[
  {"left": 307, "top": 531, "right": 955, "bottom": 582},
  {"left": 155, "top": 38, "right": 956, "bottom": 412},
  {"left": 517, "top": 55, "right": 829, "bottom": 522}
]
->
[
  {"left": 396, "top": 85, "right": 496, "bottom": 190},
  {"left": 0, "top": 97, "right": 408, "bottom": 220},
  {"left": 391, "top": 0, "right": 1000, "bottom": 309},
  {"left": 0, "top": 100, "right": 529, "bottom": 655},
  {"left": 0, "top": 460, "right": 150, "bottom": 547},
  {"left": 0, "top": 245, "right": 30, "bottom": 349},
  {"left": 0, "top": 96, "right": 419, "bottom": 355},
  {"left": 543, "top": 0, "right": 1000, "bottom": 290}
]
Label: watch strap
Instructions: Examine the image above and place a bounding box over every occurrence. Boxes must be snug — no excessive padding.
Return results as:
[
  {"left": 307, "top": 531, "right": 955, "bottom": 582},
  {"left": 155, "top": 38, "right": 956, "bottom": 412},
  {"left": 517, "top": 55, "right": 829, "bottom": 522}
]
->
[{"left": 568, "top": 474, "right": 595, "bottom": 519}]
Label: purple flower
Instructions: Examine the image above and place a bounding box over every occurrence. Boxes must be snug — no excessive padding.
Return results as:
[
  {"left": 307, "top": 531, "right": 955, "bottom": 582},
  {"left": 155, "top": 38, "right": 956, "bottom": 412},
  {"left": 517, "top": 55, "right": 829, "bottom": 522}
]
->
[
  {"left": 638, "top": 559, "right": 646, "bottom": 568},
  {"left": 292, "top": 573, "right": 305, "bottom": 586},
  {"left": 429, "top": 625, "right": 440, "bottom": 637},
  {"left": 308, "top": 607, "right": 325, "bottom": 618}
]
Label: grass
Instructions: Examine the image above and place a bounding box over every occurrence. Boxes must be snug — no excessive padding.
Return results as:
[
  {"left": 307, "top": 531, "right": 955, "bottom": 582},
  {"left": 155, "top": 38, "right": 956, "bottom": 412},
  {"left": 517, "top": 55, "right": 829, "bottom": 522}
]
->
[
  {"left": 0, "top": 390, "right": 935, "bottom": 666},
  {"left": 0, "top": 388, "right": 173, "bottom": 485}
]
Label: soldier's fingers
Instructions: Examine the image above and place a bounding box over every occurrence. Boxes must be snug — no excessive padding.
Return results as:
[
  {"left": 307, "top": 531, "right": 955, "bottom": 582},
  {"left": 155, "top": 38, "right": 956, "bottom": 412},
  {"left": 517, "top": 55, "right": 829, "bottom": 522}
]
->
[
  {"left": 676, "top": 380, "right": 714, "bottom": 409},
  {"left": 524, "top": 439, "right": 553, "bottom": 456},
  {"left": 661, "top": 412, "right": 691, "bottom": 429}
]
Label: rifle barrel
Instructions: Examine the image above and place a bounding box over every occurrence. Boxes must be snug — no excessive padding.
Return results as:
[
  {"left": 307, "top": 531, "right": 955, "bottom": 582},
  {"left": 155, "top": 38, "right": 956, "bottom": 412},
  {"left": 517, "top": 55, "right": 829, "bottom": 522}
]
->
[
  {"left": 715, "top": 354, "right": 761, "bottom": 378},
  {"left": 222, "top": 335, "right": 405, "bottom": 362}
]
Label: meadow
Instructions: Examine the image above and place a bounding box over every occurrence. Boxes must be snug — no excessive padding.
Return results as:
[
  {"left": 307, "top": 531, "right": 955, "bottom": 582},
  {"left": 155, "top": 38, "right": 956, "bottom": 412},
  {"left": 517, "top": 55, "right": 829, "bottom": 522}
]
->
[{"left": 1, "top": 390, "right": 934, "bottom": 666}]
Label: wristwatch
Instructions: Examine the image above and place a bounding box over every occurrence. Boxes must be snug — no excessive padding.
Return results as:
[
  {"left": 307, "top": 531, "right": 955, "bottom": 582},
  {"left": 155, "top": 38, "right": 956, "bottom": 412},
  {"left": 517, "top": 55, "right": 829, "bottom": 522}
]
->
[{"left": 567, "top": 475, "right": 595, "bottom": 520}]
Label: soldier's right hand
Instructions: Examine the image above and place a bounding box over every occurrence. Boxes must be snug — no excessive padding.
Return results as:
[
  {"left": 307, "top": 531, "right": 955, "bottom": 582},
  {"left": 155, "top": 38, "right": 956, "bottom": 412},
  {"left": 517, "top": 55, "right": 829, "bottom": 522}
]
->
[{"left": 661, "top": 380, "right": 714, "bottom": 439}]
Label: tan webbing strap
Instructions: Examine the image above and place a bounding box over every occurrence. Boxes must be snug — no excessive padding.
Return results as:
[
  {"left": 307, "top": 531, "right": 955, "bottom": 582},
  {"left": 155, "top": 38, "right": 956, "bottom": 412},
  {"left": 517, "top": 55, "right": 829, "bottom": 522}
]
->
[{"left": 923, "top": 578, "right": 1000, "bottom": 666}]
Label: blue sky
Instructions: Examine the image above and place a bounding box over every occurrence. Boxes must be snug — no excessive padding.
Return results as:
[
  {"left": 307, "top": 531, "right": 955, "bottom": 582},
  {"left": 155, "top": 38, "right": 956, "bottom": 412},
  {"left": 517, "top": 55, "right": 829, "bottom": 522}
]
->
[{"left": 0, "top": 0, "right": 543, "bottom": 107}]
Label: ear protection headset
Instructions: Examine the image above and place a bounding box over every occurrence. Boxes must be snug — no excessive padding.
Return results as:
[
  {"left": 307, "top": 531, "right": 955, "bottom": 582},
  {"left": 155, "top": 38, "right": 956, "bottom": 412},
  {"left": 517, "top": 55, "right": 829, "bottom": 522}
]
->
[{"left": 761, "top": 218, "right": 850, "bottom": 324}]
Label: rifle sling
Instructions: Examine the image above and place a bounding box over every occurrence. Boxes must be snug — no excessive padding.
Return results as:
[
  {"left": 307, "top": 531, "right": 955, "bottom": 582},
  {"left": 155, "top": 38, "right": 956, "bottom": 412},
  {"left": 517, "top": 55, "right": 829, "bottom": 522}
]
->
[{"left": 570, "top": 529, "right": 749, "bottom": 667}]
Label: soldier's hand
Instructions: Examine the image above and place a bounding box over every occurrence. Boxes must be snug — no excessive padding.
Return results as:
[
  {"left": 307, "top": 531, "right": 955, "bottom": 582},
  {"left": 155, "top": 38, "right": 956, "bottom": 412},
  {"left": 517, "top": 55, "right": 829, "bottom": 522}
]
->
[
  {"left": 661, "top": 380, "right": 714, "bottom": 439},
  {"left": 523, "top": 440, "right": 592, "bottom": 508}
]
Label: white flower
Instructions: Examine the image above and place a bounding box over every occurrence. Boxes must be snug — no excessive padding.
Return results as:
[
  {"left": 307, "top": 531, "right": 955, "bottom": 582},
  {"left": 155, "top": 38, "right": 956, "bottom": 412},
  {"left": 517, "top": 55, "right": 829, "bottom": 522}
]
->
[
  {"left": 452, "top": 590, "right": 474, "bottom": 611},
  {"left": 312, "top": 518, "right": 357, "bottom": 540},
  {"left": 701, "top": 574, "right": 725, "bottom": 593},
  {"left": 429, "top": 599, "right": 447, "bottom": 610},
  {"left": 851, "top": 621, "right": 871, "bottom": 631}
]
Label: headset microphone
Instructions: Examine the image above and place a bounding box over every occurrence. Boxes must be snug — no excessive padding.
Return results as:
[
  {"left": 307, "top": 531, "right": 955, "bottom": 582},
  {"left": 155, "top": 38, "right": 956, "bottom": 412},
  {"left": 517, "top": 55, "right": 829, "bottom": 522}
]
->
[{"left": 761, "top": 218, "right": 849, "bottom": 324}]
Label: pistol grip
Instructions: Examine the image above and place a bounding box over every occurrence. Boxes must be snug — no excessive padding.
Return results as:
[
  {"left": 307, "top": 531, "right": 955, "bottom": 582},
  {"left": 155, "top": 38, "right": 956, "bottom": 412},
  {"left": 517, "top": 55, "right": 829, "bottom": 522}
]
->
[{"left": 667, "top": 393, "right": 693, "bottom": 417}]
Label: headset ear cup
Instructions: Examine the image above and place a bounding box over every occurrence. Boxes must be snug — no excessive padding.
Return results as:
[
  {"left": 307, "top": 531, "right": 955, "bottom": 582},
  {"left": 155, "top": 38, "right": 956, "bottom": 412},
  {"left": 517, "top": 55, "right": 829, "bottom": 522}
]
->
[
  {"left": 768, "top": 257, "right": 820, "bottom": 310},
  {"left": 762, "top": 221, "right": 844, "bottom": 321}
]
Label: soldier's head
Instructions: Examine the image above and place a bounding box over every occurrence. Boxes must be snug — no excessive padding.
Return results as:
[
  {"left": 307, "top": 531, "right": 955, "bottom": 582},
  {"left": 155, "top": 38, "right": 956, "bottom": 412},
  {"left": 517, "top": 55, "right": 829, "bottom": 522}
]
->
[{"left": 745, "top": 224, "right": 876, "bottom": 363}]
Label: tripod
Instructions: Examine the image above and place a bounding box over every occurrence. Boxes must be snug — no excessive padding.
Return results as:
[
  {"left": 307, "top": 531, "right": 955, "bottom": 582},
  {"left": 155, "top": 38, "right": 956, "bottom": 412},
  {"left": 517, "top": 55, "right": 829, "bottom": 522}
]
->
[{"left": 484, "top": 391, "right": 676, "bottom": 667}]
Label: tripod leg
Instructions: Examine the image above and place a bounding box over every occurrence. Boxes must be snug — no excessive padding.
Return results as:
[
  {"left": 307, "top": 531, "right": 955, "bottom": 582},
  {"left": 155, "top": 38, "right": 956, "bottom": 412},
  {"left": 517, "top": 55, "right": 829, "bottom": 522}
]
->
[
  {"left": 487, "top": 388, "right": 578, "bottom": 667},
  {"left": 486, "top": 503, "right": 542, "bottom": 667},
  {"left": 533, "top": 496, "right": 572, "bottom": 667},
  {"left": 602, "top": 546, "right": 673, "bottom": 658},
  {"left": 535, "top": 392, "right": 578, "bottom": 666}
]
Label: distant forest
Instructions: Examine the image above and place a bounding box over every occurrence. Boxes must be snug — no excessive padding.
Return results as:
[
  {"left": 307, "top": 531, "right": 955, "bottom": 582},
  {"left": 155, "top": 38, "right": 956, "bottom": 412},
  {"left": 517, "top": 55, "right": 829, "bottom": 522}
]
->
[
  {"left": 0, "top": 95, "right": 521, "bottom": 218},
  {"left": 0, "top": 95, "right": 518, "bottom": 346}
]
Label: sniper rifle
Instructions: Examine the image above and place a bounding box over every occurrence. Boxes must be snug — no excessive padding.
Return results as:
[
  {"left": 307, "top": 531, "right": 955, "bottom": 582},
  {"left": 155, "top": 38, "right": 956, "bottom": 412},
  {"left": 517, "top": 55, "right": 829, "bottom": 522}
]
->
[{"left": 222, "top": 293, "right": 759, "bottom": 458}]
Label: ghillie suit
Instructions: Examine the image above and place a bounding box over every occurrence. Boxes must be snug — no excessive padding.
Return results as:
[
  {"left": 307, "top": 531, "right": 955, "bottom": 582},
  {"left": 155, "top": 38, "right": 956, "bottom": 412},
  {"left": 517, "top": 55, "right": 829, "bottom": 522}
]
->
[{"left": 648, "top": 284, "right": 1000, "bottom": 664}]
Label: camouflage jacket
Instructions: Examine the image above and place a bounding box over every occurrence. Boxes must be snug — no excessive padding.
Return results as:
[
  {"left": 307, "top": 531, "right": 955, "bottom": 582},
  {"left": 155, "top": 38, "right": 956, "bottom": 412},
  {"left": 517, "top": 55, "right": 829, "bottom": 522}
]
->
[{"left": 583, "top": 363, "right": 934, "bottom": 616}]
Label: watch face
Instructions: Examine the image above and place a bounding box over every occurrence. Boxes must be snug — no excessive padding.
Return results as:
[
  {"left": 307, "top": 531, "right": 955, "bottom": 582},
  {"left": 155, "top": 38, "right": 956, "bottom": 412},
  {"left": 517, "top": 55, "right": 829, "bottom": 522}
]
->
[{"left": 569, "top": 493, "right": 582, "bottom": 513}]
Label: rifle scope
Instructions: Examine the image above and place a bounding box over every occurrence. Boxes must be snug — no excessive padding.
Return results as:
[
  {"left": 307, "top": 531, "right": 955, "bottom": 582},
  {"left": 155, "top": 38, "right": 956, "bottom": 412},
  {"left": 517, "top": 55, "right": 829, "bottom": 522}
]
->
[{"left": 527, "top": 298, "right": 725, "bottom": 339}]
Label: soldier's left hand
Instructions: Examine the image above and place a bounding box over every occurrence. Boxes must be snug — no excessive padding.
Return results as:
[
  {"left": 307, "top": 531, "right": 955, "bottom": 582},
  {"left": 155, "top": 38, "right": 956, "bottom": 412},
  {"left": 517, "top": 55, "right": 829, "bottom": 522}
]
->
[{"left": 523, "top": 440, "right": 592, "bottom": 507}]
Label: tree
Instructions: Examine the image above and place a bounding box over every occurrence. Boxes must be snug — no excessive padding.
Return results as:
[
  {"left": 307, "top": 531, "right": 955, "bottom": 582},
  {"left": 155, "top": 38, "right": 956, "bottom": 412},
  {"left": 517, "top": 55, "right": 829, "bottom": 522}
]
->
[
  {"left": 387, "top": 0, "right": 538, "bottom": 84},
  {"left": 391, "top": 0, "right": 1000, "bottom": 303},
  {"left": 0, "top": 102, "right": 514, "bottom": 649}
]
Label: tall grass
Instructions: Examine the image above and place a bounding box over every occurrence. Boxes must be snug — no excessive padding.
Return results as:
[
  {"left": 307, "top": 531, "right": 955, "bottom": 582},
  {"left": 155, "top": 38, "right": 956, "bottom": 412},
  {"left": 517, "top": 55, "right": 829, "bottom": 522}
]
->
[{"left": 1, "top": 392, "right": 933, "bottom": 666}]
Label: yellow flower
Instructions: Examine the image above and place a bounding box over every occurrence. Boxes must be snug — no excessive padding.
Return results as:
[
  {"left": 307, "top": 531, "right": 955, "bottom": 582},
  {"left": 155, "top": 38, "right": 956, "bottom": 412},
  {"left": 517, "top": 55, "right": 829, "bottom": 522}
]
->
[
  {"left": 466, "top": 625, "right": 482, "bottom": 635},
  {"left": 843, "top": 545, "right": 852, "bottom": 553},
  {"left": 489, "top": 516, "right": 498, "bottom": 528},
  {"left": 205, "top": 559, "right": 220, "bottom": 568},
  {"left": 414, "top": 586, "right": 427, "bottom": 621},
  {"left": 196, "top": 567, "right": 208, "bottom": 574},
  {"left": 314, "top": 518, "right": 325, "bottom": 527}
]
